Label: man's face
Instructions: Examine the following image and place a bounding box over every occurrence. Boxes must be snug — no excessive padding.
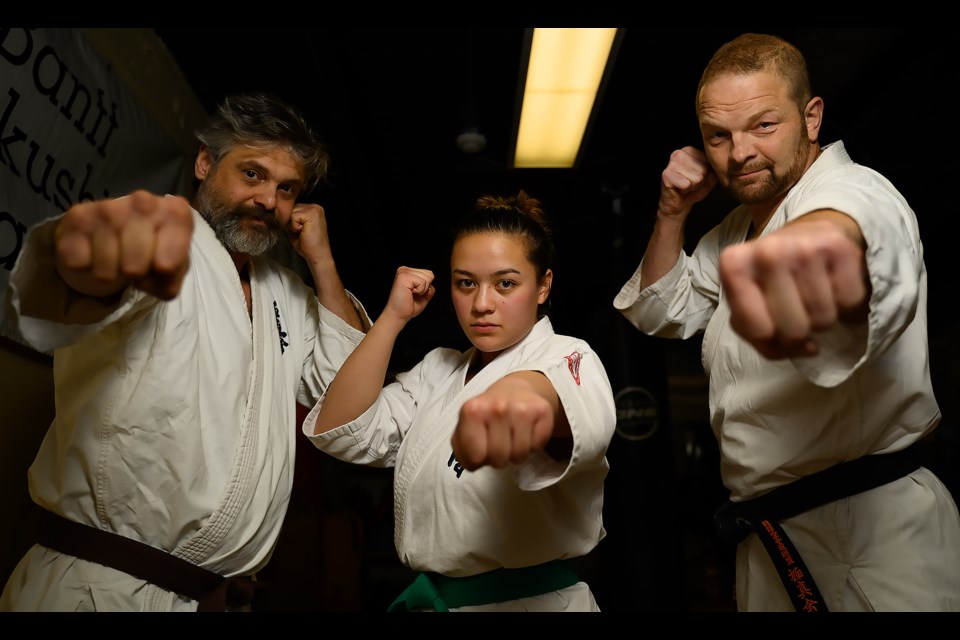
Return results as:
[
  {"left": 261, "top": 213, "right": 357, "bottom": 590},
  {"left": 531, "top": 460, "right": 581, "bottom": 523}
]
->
[
  {"left": 698, "top": 71, "right": 816, "bottom": 206},
  {"left": 193, "top": 145, "right": 305, "bottom": 256}
]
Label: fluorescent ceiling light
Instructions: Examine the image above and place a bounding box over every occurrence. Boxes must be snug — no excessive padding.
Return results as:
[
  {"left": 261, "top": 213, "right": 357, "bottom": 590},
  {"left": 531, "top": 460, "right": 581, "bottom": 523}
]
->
[{"left": 513, "top": 28, "right": 619, "bottom": 169}]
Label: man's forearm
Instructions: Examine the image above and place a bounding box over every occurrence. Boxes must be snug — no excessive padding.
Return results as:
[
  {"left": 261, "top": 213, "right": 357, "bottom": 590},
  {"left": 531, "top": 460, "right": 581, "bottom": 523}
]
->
[
  {"left": 308, "top": 257, "right": 364, "bottom": 332},
  {"left": 640, "top": 212, "right": 685, "bottom": 290}
]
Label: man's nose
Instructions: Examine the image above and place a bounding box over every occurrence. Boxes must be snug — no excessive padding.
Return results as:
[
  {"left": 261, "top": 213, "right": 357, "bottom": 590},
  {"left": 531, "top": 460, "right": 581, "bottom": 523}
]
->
[
  {"left": 252, "top": 186, "right": 277, "bottom": 210},
  {"left": 730, "top": 132, "right": 757, "bottom": 165}
]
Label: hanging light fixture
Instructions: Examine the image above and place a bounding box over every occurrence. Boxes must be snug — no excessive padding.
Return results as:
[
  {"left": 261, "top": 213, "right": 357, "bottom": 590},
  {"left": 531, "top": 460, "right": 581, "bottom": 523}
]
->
[{"left": 512, "top": 28, "right": 622, "bottom": 169}]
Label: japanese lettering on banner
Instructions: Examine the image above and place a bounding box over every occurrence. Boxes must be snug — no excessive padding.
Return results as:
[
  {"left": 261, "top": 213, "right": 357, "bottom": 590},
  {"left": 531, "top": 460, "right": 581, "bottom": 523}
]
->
[{"left": 0, "top": 27, "right": 185, "bottom": 346}]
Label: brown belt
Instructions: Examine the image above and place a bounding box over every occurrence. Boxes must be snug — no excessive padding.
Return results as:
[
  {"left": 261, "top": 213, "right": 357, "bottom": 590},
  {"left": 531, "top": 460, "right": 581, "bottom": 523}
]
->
[
  {"left": 31, "top": 506, "right": 257, "bottom": 611},
  {"left": 713, "top": 441, "right": 924, "bottom": 612}
]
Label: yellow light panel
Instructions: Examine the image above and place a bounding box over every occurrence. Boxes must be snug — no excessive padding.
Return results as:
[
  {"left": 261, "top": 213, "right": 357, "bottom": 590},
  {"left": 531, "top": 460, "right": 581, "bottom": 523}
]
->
[{"left": 514, "top": 28, "right": 618, "bottom": 169}]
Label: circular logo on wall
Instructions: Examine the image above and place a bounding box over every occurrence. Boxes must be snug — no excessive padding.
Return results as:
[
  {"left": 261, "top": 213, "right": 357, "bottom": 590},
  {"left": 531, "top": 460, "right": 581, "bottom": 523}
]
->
[{"left": 614, "top": 386, "right": 659, "bottom": 442}]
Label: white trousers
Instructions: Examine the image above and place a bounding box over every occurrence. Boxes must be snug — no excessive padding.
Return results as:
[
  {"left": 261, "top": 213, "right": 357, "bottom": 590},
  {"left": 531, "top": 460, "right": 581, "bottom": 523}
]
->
[{"left": 736, "top": 467, "right": 960, "bottom": 611}]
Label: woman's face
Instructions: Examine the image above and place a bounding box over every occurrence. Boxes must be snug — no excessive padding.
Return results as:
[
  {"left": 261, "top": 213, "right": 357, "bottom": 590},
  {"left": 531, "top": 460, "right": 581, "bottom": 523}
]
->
[{"left": 450, "top": 231, "right": 551, "bottom": 366}]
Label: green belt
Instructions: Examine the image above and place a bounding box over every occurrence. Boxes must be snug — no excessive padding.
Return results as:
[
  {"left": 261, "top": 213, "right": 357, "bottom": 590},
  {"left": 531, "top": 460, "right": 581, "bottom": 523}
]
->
[{"left": 388, "top": 559, "right": 580, "bottom": 612}]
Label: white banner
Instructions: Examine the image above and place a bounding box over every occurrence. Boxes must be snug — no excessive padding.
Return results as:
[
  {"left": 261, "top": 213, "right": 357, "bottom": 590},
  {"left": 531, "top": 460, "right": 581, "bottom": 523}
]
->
[{"left": 0, "top": 27, "right": 185, "bottom": 344}]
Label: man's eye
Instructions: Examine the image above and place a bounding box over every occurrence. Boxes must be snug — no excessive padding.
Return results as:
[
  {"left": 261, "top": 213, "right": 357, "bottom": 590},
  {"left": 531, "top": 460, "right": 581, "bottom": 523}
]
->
[{"left": 709, "top": 131, "right": 727, "bottom": 141}]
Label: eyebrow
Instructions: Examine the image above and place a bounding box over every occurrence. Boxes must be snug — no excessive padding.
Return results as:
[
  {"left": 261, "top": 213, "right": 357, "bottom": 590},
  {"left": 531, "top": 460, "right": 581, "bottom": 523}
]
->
[
  {"left": 452, "top": 268, "right": 523, "bottom": 277},
  {"left": 701, "top": 106, "right": 782, "bottom": 128},
  {"left": 242, "top": 159, "right": 304, "bottom": 189}
]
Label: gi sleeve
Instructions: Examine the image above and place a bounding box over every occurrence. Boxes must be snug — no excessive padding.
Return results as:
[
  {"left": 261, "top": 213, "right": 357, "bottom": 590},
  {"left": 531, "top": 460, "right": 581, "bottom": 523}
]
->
[
  {"left": 301, "top": 348, "right": 447, "bottom": 468},
  {"left": 785, "top": 171, "right": 923, "bottom": 387},
  {"left": 296, "top": 288, "right": 371, "bottom": 408},
  {"left": 5, "top": 215, "right": 148, "bottom": 354},
  {"left": 613, "top": 216, "right": 736, "bottom": 340},
  {"left": 509, "top": 343, "right": 617, "bottom": 491}
]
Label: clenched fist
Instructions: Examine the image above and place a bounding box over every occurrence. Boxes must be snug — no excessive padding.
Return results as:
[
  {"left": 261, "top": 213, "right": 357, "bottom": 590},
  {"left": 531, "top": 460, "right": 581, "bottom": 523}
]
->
[
  {"left": 451, "top": 372, "right": 567, "bottom": 471},
  {"left": 719, "top": 212, "right": 870, "bottom": 359},
  {"left": 54, "top": 190, "right": 194, "bottom": 300},
  {"left": 659, "top": 146, "right": 718, "bottom": 220}
]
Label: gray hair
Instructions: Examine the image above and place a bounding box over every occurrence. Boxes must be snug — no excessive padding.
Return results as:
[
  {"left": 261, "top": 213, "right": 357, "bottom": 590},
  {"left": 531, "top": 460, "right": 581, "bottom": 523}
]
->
[{"left": 195, "top": 92, "right": 329, "bottom": 194}]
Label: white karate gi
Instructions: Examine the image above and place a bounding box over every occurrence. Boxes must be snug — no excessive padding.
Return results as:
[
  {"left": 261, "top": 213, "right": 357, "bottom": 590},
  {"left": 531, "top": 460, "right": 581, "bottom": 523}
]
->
[
  {"left": 614, "top": 141, "right": 960, "bottom": 611},
  {"left": 303, "top": 316, "right": 616, "bottom": 611},
  {"left": 1, "top": 205, "right": 368, "bottom": 611}
]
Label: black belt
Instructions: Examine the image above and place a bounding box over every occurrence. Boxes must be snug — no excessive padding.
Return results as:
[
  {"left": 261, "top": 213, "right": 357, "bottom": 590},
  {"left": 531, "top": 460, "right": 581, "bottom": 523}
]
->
[
  {"left": 713, "top": 441, "right": 924, "bottom": 612},
  {"left": 31, "top": 506, "right": 258, "bottom": 611}
]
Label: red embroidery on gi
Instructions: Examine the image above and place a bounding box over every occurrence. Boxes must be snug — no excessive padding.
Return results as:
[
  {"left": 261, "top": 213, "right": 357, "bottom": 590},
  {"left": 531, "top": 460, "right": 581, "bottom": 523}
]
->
[{"left": 564, "top": 351, "right": 582, "bottom": 386}]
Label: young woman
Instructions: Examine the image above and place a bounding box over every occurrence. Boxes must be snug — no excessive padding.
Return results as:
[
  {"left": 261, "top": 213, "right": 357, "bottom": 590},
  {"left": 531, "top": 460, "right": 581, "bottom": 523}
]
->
[{"left": 303, "top": 191, "right": 616, "bottom": 611}]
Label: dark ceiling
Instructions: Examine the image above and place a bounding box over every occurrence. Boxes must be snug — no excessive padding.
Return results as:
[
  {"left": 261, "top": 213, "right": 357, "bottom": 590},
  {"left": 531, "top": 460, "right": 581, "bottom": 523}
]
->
[{"left": 152, "top": 27, "right": 959, "bottom": 375}]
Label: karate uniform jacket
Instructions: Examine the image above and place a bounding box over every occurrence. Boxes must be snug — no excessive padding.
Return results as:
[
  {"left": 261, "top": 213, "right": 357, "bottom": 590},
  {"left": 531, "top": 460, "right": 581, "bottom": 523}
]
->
[
  {"left": 1, "top": 205, "right": 368, "bottom": 611},
  {"left": 613, "top": 141, "right": 960, "bottom": 611},
  {"left": 304, "top": 316, "right": 616, "bottom": 577},
  {"left": 614, "top": 141, "right": 939, "bottom": 500}
]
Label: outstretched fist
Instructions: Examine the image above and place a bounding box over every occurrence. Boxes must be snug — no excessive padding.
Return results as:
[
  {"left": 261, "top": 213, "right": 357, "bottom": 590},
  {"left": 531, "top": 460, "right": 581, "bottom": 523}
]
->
[
  {"left": 451, "top": 374, "right": 559, "bottom": 471},
  {"left": 719, "top": 212, "right": 870, "bottom": 360},
  {"left": 54, "top": 190, "right": 194, "bottom": 300}
]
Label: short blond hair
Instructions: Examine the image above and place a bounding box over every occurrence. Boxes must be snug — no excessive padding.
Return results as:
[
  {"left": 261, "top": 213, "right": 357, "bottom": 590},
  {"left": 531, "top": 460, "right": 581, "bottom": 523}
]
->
[{"left": 695, "top": 33, "right": 812, "bottom": 118}]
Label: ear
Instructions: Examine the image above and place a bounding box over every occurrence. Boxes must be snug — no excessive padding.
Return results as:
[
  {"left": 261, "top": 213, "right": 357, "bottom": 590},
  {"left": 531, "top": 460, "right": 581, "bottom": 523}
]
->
[
  {"left": 194, "top": 145, "right": 213, "bottom": 180},
  {"left": 804, "top": 96, "right": 824, "bottom": 143},
  {"left": 538, "top": 269, "right": 553, "bottom": 304}
]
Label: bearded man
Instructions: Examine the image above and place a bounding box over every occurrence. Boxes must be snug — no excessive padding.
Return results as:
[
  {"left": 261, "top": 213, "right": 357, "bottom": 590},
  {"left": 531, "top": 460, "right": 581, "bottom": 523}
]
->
[
  {"left": 614, "top": 33, "right": 960, "bottom": 612},
  {"left": 2, "top": 92, "right": 369, "bottom": 611}
]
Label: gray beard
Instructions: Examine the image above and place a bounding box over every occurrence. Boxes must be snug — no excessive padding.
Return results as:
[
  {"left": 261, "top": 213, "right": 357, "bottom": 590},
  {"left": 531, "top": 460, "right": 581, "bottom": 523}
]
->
[
  {"left": 195, "top": 185, "right": 280, "bottom": 256},
  {"left": 208, "top": 214, "right": 279, "bottom": 256}
]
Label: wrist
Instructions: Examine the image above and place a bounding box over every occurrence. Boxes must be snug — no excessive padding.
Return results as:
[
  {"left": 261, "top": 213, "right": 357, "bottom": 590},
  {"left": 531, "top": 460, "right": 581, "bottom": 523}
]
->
[{"left": 655, "top": 208, "right": 687, "bottom": 228}]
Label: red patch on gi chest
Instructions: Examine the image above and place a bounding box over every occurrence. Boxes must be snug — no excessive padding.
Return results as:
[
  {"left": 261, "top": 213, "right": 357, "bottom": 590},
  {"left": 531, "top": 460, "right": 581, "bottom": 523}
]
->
[{"left": 564, "top": 351, "right": 582, "bottom": 385}]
